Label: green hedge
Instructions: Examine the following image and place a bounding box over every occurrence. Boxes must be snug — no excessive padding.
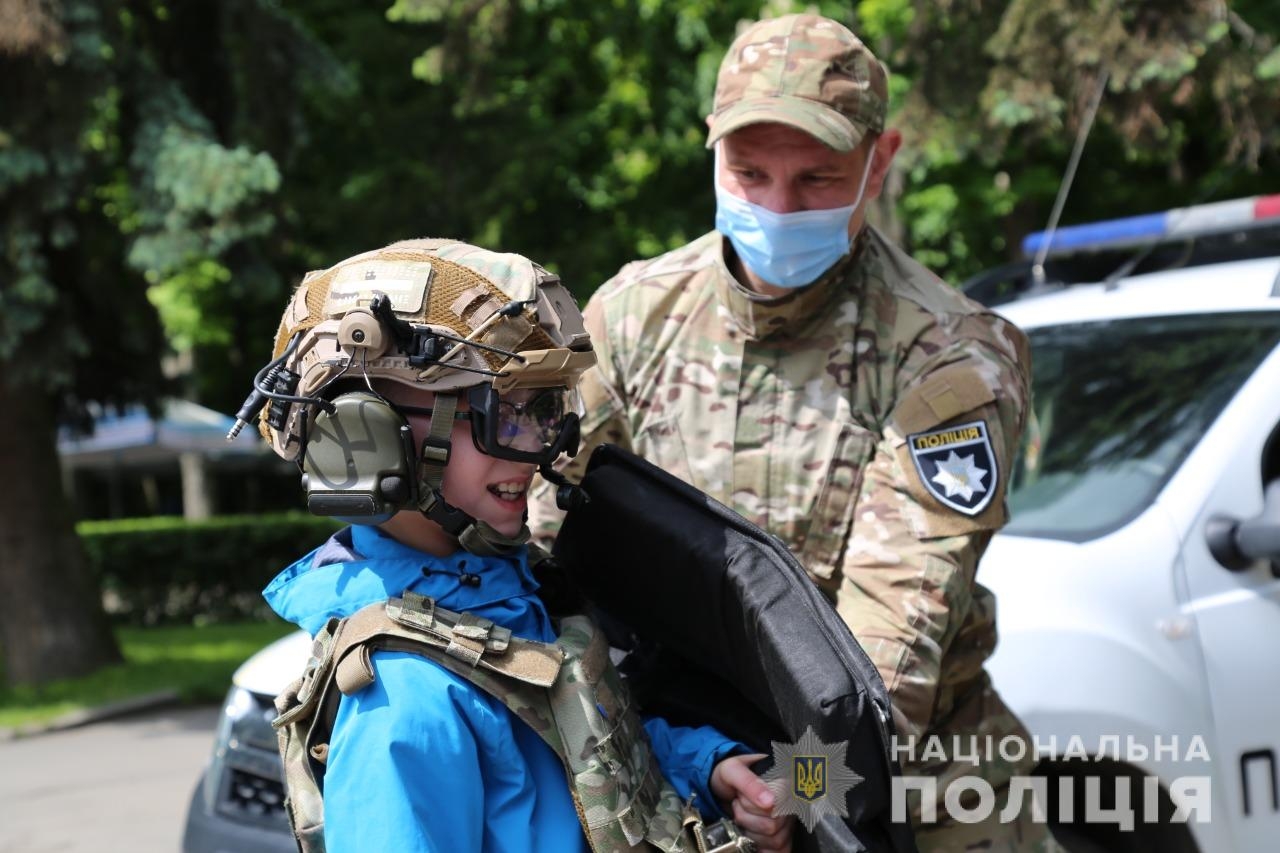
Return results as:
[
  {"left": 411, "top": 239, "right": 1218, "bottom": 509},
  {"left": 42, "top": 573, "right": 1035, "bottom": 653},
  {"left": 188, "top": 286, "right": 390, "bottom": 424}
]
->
[{"left": 78, "top": 513, "right": 342, "bottom": 626}]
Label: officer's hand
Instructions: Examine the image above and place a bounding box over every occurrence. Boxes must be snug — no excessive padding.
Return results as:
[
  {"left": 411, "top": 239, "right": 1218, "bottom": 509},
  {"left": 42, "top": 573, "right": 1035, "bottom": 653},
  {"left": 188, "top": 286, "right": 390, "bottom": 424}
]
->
[{"left": 710, "top": 753, "right": 794, "bottom": 853}]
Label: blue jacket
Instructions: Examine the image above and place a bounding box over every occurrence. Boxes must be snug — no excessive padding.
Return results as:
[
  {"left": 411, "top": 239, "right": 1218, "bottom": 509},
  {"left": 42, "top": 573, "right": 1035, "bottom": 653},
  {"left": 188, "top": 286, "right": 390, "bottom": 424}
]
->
[{"left": 264, "top": 525, "right": 742, "bottom": 852}]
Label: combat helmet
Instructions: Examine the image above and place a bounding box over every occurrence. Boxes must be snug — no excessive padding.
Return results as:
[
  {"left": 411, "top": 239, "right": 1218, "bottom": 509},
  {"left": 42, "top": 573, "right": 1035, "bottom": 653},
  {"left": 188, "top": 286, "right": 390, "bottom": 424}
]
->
[{"left": 230, "top": 238, "right": 595, "bottom": 554}]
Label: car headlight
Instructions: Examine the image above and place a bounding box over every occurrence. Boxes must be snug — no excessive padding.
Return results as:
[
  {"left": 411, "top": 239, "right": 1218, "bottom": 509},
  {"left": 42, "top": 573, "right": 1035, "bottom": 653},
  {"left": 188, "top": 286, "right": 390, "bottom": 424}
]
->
[{"left": 201, "top": 685, "right": 288, "bottom": 828}]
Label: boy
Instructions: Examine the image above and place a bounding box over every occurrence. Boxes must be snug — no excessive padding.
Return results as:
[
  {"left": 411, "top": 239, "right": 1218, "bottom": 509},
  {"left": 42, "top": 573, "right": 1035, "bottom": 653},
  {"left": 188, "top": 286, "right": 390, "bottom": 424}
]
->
[{"left": 247, "top": 239, "right": 792, "bottom": 852}]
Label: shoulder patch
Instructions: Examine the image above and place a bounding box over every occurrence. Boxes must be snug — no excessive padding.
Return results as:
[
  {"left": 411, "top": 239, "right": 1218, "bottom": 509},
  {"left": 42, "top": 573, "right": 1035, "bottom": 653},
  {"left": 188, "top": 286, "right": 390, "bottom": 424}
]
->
[{"left": 907, "top": 420, "right": 998, "bottom": 516}]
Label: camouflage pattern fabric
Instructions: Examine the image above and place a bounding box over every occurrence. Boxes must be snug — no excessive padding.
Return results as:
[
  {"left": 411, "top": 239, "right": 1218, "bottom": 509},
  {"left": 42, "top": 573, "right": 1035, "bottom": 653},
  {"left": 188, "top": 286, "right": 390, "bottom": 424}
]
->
[
  {"left": 273, "top": 628, "right": 337, "bottom": 853},
  {"left": 440, "top": 615, "right": 696, "bottom": 852},
  {"left": 529, "top": 227, "right": 1056, "bottom": 849},
  {"left": 706, "top": 14, "right": 889, "bottom": 153}
]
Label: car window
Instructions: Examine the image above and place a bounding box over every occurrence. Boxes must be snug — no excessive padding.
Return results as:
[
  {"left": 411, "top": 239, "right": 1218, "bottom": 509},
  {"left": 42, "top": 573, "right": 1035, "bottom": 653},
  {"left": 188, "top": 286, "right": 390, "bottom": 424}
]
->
[{"left": 1004, "top": 311, "right": 1280, "bottom": 541}]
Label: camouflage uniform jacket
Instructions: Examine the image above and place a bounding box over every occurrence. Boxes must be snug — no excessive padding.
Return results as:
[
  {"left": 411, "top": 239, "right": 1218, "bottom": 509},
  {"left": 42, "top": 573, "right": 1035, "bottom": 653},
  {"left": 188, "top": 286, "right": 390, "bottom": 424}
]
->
[{"left": 530, "top": 227, "right": 1036, "bottom": 813}]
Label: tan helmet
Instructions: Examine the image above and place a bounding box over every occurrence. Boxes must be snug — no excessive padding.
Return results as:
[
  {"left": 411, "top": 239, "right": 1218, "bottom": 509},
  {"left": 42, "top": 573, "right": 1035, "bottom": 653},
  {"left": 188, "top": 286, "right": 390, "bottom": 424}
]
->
[{"left": 258, "top": 238, "right": 595, "bottom": 463}]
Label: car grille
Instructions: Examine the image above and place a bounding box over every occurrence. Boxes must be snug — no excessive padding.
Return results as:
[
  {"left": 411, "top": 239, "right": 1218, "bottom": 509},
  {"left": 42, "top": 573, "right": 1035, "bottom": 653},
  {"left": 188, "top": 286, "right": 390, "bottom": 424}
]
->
[
  {"left": 215, "top": 690, "right": 290, "bottom": 829},
  {"left": 224, "top": 767, "right": 287, "bottom": 823}
]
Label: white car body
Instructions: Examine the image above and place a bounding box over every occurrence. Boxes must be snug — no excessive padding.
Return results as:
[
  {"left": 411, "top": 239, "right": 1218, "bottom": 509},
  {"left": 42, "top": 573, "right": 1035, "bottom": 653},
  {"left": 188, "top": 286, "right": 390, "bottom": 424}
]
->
[{"left": 983, "top": 255, "right": 1280, "bottom": 851}]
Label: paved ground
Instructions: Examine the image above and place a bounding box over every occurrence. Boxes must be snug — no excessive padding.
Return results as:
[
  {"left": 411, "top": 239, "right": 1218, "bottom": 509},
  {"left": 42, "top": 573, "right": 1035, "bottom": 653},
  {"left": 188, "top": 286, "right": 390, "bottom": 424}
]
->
[{"left": 0, "top": 705, "right": 219, "bottom": 853}]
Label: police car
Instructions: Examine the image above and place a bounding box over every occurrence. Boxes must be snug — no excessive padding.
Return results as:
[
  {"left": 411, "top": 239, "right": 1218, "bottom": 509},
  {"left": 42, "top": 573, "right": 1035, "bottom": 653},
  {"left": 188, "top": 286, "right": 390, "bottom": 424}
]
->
[
  {"left": 973, "top": 194, "right": 1280, "bottom": 853},
  {"left": 183, "top": 195, "right": 1280, "bottom": 853}
]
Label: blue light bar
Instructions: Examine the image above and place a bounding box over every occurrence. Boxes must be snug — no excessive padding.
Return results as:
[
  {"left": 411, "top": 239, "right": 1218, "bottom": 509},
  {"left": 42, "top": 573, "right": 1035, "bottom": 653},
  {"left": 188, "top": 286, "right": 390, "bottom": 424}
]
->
[
  {"left": 1022, "top": 213, "right": 1166, "bottom": 256},
  {"left": 1021, "top": 194, "right": 1280, "bottom": 258}
]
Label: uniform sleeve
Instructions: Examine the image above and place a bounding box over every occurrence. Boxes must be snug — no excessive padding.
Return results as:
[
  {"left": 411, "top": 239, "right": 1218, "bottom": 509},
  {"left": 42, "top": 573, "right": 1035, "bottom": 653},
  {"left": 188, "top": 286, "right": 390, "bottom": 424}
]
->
[
  {"left": 528, "top": 287, "right": 635, "bottom": 547},
  {"left": 642, "top": 717, "right": 746, "bottom": 820},
  {"left": 324, "top": 651, "right": 493, "bottom": 853},
  {"left": 832, "top": 332, "right": 1030, "bottom": 740}
]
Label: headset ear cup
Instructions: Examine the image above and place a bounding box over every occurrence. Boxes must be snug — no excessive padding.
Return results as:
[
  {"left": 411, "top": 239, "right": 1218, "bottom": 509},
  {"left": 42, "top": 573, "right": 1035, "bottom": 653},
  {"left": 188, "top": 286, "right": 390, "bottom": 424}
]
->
[
  {"left": 302, "top": 392, "right": 416, "bottom": 521},
  {"left": 392, "top": 422, "right": 418, "bottom": 506}
]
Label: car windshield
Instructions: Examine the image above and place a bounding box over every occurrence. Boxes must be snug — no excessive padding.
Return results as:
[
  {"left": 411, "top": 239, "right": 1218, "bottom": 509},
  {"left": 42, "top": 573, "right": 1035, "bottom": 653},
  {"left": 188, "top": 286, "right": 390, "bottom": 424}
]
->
[{"left": 1004, "top": 311, "right": 1280, "bottom": 541}]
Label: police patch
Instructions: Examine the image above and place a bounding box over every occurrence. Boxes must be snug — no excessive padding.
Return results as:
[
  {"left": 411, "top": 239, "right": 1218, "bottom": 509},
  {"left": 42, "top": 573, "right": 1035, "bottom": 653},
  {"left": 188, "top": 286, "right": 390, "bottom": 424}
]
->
[{"left": 908, "top": 420, "right": 997, "bottom": 516}]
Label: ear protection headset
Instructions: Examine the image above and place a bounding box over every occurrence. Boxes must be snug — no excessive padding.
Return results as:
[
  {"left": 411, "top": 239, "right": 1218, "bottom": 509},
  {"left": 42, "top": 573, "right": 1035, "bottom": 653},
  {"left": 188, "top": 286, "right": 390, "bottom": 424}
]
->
[{"left": 300, "top": 391, "right": 418, "bottom": 524}]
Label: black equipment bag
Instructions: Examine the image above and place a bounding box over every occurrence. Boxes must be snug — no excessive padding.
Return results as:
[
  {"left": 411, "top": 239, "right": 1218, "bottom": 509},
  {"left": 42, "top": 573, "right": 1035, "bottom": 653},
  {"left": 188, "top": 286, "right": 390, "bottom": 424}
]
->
[{"left": 551, "top": 444, "right": 920, "bottom": 853}]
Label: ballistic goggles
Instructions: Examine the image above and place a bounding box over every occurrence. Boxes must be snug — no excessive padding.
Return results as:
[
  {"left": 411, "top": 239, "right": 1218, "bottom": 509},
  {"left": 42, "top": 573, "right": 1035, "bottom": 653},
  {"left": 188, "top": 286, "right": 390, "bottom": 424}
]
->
[{"left": 394, "top": 383, "right": 583, "bottom": 466}]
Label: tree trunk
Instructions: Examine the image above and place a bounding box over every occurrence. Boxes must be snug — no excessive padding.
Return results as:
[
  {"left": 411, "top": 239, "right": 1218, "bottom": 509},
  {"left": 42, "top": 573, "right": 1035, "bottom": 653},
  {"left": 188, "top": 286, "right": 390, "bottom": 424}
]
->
[
  {"left": 180, "top": 451, "right": 213, "bottom": 520},
  {"left": 0, "top": 376, "right": 121, "bottom": 686}
]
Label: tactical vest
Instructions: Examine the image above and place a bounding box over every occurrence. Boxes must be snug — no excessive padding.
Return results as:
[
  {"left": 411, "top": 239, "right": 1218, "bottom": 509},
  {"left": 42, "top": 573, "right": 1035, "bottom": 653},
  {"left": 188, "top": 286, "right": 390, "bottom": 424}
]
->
[{"left": 271, "top": 591, "right": 752, "bottom": 853}]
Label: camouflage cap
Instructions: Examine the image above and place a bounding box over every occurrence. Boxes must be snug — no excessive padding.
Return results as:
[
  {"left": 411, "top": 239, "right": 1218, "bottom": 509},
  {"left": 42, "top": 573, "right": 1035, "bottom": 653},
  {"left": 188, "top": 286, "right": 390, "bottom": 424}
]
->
[{"left": 706, "top": 14, "right": 888, "bottom": 153}]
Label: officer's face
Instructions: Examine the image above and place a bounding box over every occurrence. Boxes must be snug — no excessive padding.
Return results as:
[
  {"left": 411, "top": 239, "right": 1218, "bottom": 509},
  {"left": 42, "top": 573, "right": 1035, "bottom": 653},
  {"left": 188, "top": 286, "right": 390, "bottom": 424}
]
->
[{"left": 717, "top": 122, "right": 898, "bottom": 237}]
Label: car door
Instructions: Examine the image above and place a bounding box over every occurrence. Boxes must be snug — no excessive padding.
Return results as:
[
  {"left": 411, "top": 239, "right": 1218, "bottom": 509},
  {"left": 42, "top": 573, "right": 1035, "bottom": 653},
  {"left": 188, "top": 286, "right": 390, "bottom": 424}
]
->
[{"left": 1179, "top": 341, "right": 1280, "bottom": 851}]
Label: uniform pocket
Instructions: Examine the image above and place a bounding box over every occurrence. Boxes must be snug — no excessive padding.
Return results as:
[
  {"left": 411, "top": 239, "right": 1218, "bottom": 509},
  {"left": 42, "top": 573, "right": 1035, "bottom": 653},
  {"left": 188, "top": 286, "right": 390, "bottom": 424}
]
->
[
  {"left": 634, "top": 414, "right": 693, "bottom": 486},
  {"left": 801, "top": 421, "right": 876, "bottom": 585}
]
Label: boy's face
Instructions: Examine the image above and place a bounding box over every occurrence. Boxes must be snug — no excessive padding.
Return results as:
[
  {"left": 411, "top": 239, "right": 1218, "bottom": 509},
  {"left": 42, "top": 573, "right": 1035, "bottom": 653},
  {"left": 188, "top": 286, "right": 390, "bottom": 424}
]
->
[{"left": 379, "top": 383, "right": 537, "bottom": 547}]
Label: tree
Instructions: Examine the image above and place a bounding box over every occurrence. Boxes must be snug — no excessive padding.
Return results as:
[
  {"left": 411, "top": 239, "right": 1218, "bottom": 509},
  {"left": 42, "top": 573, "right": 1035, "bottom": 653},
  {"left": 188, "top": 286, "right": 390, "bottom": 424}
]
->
[
  {"left": 870, "top": 0, "right": 1280, "bottom": 280},
  {"left": 2, "top": 0, "right": 146, "bottom": 683},
  {"left": 371, "top": 0, "right": 1278, "bottom": 286},
  {"left": 0, "top": 0, "right": 336, "bottom": 686},
  {"left": 375, "top": 0, "right": 775, "bottom": 298}
]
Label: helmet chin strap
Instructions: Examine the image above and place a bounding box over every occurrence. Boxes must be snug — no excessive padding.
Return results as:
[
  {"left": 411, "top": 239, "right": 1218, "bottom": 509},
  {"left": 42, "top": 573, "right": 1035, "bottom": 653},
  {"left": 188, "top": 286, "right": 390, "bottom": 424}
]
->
[
  {"left": 418, "top": 488, "right": 530, "bottom": 555},
  {"left": 415, "top": 391, "right": 531, "bottom": 557},
  {"left": 459, "top": 517, "right": 531, "bottom": 556}
]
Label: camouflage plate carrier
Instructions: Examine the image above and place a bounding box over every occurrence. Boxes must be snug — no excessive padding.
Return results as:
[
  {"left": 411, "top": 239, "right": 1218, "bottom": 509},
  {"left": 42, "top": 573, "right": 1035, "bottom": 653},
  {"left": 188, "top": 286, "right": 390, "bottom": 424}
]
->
[{"left": 271, "top": 590, "right": 754, "bottom": 853}]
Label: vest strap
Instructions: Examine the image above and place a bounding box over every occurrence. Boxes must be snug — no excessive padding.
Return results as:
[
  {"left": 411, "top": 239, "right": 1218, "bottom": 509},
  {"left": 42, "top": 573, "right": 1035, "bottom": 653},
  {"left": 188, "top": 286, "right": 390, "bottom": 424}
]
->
[
  {"left": 322, "top": 594, "right": 562, "bottom": 698},
  {"left": 446, "top": 612, "right": 494, "bottom": 666},
  {"left": 335, "top": 643, "right": 375, "bottom": 695}
]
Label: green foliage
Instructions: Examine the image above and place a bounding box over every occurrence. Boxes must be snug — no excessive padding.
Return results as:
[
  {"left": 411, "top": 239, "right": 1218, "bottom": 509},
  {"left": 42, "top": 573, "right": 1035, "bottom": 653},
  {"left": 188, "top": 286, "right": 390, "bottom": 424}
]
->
[
  {"left": 0, "top": 0, "right": 363, "bottom": 421},
  {"left": 130, "top": 128, "right": 281, "bottom": 271},
  {"left": 0, "top": 621, "right": 296, "bottom": 730},
  {"left": 890, "top": 0, "right": 1280, "bottom": 281},
  {"left": 145, "top": 258, "right": 233, "bottom": 349},
  {"left": 1, "top": 1, "right": 160, "bottom": 398},
  {"left": 0, "top": 0, "right": 1274, "bottom": 410},
  {"left": 5, "top": 0, "right": 1279, "bottom": 390},
  {"left": 1259, "top": 46, "right": 1280, "bottom": 79},
  {"left": 362, "top": 0, "right": 866, "bottom": 297},
  {"left": 78, "top": 513, "right": 341, "bottom": 626}
]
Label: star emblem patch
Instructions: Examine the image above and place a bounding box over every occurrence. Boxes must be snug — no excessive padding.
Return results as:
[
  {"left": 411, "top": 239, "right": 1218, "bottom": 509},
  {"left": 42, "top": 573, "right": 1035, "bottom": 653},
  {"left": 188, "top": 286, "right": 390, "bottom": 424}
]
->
[{"left": 908, "top": 420, "right": 998, "bottom": 516}]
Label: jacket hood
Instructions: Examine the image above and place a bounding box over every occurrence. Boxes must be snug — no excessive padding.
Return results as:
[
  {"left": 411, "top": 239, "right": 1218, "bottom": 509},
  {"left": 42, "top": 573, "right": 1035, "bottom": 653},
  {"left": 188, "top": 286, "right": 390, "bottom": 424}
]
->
[{"left": 263, "top": 524, "right": 550, "bottom": 638}]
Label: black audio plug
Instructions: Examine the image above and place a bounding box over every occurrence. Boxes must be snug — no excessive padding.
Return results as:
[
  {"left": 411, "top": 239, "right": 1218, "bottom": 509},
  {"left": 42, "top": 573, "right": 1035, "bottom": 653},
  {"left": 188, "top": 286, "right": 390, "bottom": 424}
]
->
[{"left": 226, "top": 363, "right": 283, "bottom": 441}]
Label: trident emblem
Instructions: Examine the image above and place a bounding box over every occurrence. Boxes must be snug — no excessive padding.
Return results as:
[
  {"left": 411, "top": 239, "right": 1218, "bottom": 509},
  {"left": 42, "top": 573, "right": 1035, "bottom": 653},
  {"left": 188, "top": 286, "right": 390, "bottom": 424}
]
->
[{"left": 794, "top": 756, "right": 827, "bottom": 801}]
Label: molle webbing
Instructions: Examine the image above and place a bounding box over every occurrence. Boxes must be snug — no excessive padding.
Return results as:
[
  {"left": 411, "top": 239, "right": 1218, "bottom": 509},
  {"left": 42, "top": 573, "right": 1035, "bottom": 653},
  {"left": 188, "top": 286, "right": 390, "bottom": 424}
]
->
[{"left": 332, "top": 590, "right": 564, "bottom": 690}]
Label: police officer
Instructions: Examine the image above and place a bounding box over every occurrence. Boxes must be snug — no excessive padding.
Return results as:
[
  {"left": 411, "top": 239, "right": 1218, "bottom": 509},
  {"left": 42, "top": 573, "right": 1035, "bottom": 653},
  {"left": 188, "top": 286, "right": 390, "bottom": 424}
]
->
[{"left": 530, "top": 14, "right": 1060, "bottom": 852}]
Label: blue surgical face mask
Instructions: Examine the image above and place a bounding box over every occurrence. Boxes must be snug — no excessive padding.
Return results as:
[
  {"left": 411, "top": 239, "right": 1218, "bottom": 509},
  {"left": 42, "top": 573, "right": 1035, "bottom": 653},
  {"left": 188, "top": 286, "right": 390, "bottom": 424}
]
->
[{"left": 714, "top": 145, "right": 876, "bottom": 289}]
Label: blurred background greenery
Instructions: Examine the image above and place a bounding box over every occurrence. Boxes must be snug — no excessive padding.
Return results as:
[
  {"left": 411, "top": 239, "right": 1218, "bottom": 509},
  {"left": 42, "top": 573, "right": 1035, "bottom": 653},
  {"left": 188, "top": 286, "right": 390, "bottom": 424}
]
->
[{"left": 2, "top": 0, "right": 1278, "bottom": 687}]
